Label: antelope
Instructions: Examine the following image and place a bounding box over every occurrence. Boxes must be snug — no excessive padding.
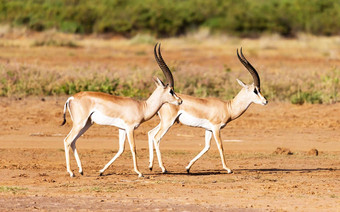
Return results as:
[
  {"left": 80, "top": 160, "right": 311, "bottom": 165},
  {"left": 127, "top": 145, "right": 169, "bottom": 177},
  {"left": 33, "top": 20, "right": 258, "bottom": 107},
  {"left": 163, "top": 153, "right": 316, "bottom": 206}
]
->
[
  {"left": 61, "top": 43, "right": 182, "bottom": 177},
  {"left": 148, "top": 48, "right": 268, "bottom": 174}
]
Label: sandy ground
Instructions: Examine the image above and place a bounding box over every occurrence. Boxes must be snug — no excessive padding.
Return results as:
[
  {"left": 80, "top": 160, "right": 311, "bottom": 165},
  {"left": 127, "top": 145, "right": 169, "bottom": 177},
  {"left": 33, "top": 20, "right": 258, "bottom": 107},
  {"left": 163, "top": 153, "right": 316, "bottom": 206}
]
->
[
  {"left": 0, "top": 34, "right": 339, "bottom": 211},
  {"left": 0, "top": 97, "right": 339, "bottom": 211}
]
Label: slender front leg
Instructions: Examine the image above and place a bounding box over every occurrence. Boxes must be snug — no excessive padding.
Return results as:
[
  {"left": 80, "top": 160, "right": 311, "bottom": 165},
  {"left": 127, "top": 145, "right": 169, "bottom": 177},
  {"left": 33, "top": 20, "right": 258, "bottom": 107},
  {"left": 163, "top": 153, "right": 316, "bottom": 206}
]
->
[
  {"left": 100, "top": 129, "right": 126, "bottom": 176},
  {"left": 148, "top": 124, "right": 160, "bottom": 171},
  {"left": 186, "top": 130, "right": 212, "bottom": 173},
  {"left": 126, "top": 129, "right": 143, "bottom": 177},
  {"left": 212, "top": 128, "right": 232, "bottom": 173}
]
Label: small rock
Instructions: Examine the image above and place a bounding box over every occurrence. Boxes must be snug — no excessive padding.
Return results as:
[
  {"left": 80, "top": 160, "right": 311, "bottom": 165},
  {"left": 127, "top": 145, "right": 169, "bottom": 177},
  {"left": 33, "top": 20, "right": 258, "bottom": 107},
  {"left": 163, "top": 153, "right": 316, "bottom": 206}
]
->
[
  {"left": 273, "top": 147, "right": 293, "bottom": 155},
  {"left": 307, "top": 148, "right": 318, "bottom": 156}
]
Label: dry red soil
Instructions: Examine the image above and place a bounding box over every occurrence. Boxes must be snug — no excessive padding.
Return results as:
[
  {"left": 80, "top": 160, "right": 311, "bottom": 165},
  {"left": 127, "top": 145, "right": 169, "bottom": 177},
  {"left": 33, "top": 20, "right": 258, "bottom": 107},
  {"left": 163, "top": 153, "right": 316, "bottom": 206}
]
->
[
  {"left": 0, "top": 35, "right": 339, "bottom": 211},
  {"left": 0, "top": 97, "right": 339, "bottom": 211}
]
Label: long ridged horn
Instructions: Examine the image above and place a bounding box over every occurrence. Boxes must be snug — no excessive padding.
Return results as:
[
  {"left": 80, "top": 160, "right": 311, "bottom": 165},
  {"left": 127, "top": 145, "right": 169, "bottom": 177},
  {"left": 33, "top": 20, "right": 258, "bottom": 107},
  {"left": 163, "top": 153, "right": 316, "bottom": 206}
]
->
[
  {"left": 237, "top": 47, "right": 260, "bottom": 89},
  {"left": 154, "top": 43, "right": 174, "bottom": 88}
]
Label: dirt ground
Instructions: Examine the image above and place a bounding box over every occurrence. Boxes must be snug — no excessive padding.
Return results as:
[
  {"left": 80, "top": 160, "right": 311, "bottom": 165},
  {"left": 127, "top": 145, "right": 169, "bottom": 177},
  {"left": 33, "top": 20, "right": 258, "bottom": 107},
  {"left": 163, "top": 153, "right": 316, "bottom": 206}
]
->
[
  {"left": 0, "top": 97, "right": 339, "bottom": 211},
  {"left": 0, "top": 34, "right": 339, "bottom": 211}
]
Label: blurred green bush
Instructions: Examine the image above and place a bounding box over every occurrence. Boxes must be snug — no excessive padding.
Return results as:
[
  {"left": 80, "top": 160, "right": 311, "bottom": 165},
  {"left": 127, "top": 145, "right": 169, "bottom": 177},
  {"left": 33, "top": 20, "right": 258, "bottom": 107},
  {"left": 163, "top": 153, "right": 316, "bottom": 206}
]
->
[{"left": 0, "top": 0, "right": 339, "bottom": 37}]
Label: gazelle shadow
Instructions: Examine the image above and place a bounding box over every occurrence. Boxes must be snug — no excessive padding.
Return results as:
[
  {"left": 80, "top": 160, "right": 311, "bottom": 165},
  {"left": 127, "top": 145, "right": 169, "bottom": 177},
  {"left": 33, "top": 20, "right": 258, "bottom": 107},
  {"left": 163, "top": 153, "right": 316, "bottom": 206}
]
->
[
  {"left": 158, "top": 167, "right": 337, "bottom": 176},
  {"left": 235, "top": 167, "right": 337, "bottom": 173},
  {"left": 97, "top": 168, "right": 337, "bottom": 177}
]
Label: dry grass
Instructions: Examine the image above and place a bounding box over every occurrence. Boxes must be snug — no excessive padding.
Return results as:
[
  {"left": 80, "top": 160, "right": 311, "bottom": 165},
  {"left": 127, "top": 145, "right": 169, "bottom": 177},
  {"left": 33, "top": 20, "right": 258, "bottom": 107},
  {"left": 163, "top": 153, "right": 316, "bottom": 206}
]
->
[{"left": 0, "top": 32, "right": 339, "bottom": 103}]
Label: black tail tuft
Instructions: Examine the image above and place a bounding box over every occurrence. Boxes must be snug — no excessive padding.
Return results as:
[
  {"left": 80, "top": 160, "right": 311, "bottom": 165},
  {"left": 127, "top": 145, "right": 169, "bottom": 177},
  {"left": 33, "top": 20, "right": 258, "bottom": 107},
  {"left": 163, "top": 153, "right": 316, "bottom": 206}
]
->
[
  {"left": 60, "top": 113, "right": 66, "bottom": 126},
  {"left": 61, "top": 99, "right": 70, "bottom": 126}
]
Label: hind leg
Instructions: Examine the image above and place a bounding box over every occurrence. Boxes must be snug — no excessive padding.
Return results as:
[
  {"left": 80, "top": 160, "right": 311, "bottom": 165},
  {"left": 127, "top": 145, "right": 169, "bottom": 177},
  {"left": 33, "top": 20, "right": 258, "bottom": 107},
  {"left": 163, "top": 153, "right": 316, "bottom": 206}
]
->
[
  {"left": 72, "top": 119, "right": 92, "bottom": 175},
  {"left": 153, "top": 120, "right": 176, "bottom": 173},
  {"left": 147, "top": 124, "right": 160, "bottom": 171},
  {"left": 99, "top": 129, "right": 126, "bottom": 175},
  {"left": 186, "top": 130, "right": 212, "bottom": 172},
  {"left": 64, "top": 118, "right": 92, "bottom": 177}
]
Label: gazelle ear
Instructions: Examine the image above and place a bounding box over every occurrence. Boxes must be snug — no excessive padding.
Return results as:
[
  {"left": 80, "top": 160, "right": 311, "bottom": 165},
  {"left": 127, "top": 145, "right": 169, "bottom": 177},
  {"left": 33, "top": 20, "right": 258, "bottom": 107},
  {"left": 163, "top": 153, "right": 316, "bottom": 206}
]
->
[
  {"left": 236, "top": 79, "right": 247, "bottom": 88},
  {"left": 153, "top": 77, "right": 165, "bottom": 87}
]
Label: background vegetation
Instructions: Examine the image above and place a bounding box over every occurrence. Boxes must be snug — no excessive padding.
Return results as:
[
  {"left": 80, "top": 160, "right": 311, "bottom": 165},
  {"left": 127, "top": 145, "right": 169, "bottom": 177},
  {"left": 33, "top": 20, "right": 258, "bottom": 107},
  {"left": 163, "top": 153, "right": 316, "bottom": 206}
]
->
[
  {"left": 0, "top": 0, "right": 340, "bottom": 37},
  {"left": 0, "top": 1, "right": 339, "bottom": 104},
  {"left": 0, "top": 63, "right": 339, "bottom": 104}
]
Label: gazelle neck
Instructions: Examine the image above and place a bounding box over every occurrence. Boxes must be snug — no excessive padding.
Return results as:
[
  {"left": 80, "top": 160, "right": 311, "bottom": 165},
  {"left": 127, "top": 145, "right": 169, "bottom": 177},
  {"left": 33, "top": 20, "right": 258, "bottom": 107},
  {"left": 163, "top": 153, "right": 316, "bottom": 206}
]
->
[
  {"left": 142, "top": 89, "right": 164, "bottom": 121},
  {"left": 229, "top": 89, "right": 253, "bottom": 121}
]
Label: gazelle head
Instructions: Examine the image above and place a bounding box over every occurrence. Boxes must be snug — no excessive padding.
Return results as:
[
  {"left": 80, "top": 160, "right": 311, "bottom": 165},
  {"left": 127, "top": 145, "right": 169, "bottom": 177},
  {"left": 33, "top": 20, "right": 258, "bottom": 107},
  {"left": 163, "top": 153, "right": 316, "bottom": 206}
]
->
[
  {"left": 236, "top": 48, "right": 268, "bottom": 106},
  {"left": 153, "top": 43, "right": 182, "bottom": 106}
]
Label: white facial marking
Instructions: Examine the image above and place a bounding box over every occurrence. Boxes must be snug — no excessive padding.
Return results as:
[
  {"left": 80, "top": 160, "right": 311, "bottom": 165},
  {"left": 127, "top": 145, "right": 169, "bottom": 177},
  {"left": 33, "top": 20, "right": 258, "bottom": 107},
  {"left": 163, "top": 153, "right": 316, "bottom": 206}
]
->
[{"left": 257, "top": 91, "right": 267, "bottom": 105}]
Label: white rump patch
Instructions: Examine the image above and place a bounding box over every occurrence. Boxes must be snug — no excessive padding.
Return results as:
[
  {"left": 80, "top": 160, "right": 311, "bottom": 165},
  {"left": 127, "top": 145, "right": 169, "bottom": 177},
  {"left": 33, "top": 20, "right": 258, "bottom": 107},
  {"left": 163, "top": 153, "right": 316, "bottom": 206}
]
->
[{"left": 91, "top": 110, "right": 127, "bottom": 129}]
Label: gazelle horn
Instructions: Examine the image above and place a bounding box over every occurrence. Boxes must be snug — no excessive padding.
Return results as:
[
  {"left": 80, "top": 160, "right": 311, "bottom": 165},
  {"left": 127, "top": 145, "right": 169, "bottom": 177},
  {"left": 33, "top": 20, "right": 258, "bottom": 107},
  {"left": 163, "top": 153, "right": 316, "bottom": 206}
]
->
[
  {"left": 154, "top": 43, "right": 174, "bottom": 88},
  {"left": 237, "top": 47, "right": 261, "bottom": 89}
]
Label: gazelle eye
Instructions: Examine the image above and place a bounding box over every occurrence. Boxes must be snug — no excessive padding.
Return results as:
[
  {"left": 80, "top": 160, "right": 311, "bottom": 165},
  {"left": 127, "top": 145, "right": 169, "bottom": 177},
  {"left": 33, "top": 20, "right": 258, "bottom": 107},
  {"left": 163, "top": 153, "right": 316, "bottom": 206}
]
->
[{"left": 254, "top": 88, "right": 258, "bottom": 95}]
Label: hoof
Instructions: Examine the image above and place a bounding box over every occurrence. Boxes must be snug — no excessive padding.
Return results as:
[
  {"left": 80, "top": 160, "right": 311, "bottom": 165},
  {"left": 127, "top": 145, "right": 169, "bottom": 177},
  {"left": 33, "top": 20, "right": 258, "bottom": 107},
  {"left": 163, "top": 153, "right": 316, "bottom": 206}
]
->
[
  {"left": 79, "top": 171, "right": 83, "bottom": 176},
  {"left": 162, "top": 169, "right": 168, "bottom": 174},
  {"left": 149, "top": 167, "right": 153, "bottom": 171},
  {"left": 99, "top": 172, "right": 103, "bottom": 176},
  {"left": 186, "top": 168, "right": 190, "bottom": 173},
  {"left": 225, "top": 168, "right": 233, "bottom": 174},
  {"left": 70, "top": 173, "right": 75, "bottom": 178},
  {"left": 138, "top": 174, "right": 144, "bottom": 178}
]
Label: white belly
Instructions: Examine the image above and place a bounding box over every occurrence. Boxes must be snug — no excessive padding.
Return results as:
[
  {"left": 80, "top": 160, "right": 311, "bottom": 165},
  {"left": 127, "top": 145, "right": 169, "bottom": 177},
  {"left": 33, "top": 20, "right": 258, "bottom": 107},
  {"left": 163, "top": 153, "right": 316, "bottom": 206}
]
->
[
  {"left": 91, "top": 111, "right": 127, "bottom": 129},
  {"left": 178, "top": 110, "right": 212, "bottom": 130}
]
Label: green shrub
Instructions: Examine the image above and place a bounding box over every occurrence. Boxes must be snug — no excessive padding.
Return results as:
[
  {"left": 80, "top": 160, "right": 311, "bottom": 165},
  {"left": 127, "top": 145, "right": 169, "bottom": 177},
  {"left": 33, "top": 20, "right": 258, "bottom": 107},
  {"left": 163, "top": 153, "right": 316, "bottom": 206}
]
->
[
  {"left": 32, "top": 39, "right": 80, "bottom": 48},
  {"left": 0, "top": 64, "right": 339, "bottom": 105},
  {"left": 0, "top": 0, "right": 340, "bottom": 37},
  {"left": 290, "top": 90, "right": 323, "bottom": 105},
  {"left": 0, "top": 186, "right": 27, "bottom": 194}
]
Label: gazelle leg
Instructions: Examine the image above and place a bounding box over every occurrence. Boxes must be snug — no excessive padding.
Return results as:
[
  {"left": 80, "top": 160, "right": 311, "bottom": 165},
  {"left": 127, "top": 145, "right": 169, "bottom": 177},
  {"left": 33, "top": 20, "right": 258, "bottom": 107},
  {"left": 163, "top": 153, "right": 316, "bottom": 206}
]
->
[
  {"left": 64, "top": 119, "right": 92, "bottom": 177},
  {"left": 99, "top": 129, "right": 126, "bottom": 175},
  {"left": 153, "top": 121, "right": 174, "bottom": 173},
  {"left": 148, "top": 124, "right": 160, "bottom": 170},
  {"left": 126, "top": 129, "right": 143, "bottom": 177},
  {"left": 212, "top": 128, "right": 232, "bottom": 173},
  {"left": 64, "top": 138, "right": 74, "bottom": 177},
  {"left": 71, "top": 119, "right": 92, "bottom": 175},
  {"left": 186, "top": 130, "right": 212, "bottom": 173}
]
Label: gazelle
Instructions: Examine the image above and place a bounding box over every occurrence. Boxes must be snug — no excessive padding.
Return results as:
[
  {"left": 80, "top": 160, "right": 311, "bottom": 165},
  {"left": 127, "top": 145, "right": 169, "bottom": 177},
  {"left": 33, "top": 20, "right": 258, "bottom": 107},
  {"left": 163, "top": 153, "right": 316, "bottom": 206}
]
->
[
  {"left": 148, "top": 48, "right": 268, "bottom": 174},
  {"left": 61, "top": 43, "right": 182, "bottom": 177}
]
